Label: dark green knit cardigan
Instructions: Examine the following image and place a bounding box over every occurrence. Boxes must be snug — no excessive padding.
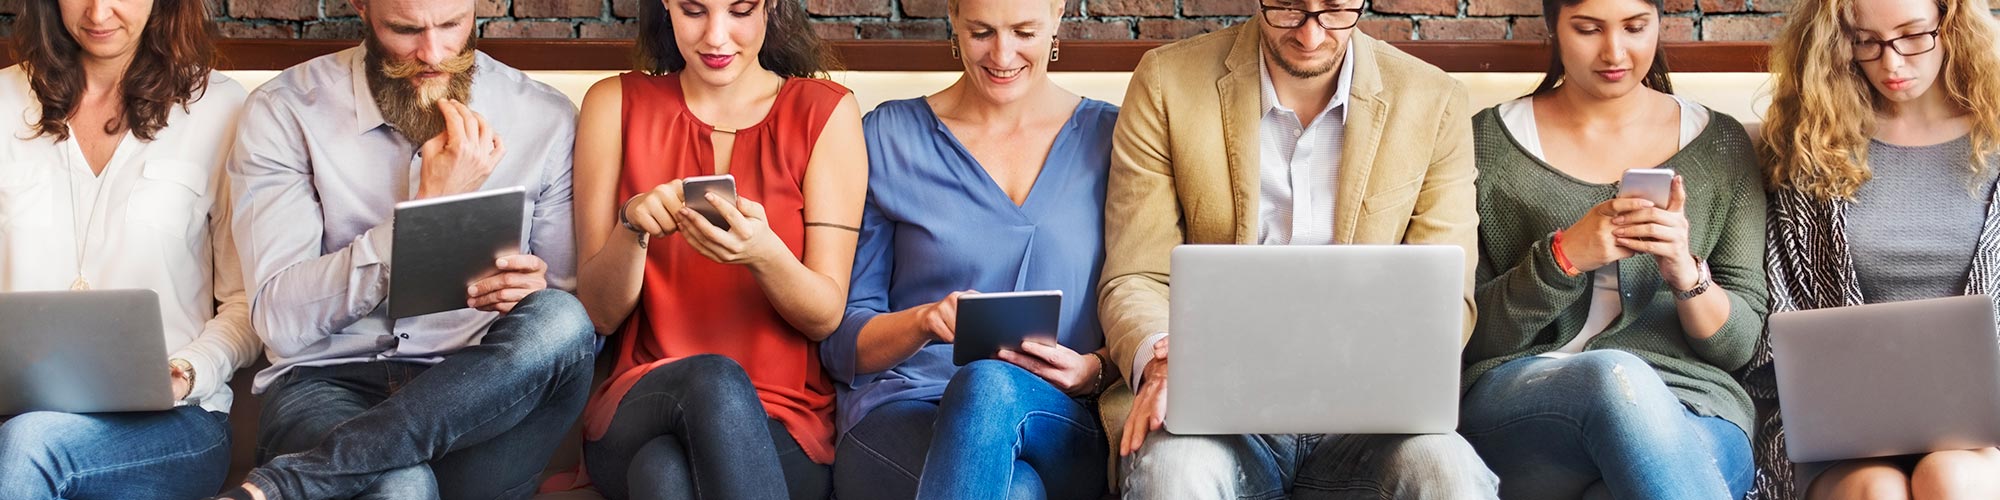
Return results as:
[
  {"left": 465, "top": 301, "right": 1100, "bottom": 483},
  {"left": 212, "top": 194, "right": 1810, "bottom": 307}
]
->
[{"left": 1463, "top": 104, "right": 1771, "bottom": 436}]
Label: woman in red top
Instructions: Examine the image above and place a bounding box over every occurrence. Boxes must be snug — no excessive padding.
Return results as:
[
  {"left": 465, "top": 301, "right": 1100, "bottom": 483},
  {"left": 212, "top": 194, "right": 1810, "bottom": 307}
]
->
[{"left": 562, "top": 0, "right": 866, "bottom": 498}]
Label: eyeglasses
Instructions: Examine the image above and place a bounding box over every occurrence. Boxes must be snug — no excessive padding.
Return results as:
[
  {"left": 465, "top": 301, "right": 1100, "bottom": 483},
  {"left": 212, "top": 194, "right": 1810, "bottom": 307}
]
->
[
  {"left": 1852, "top": 29, "right": 1940, "bottom": 62},
  {"left": 1260, "top": 4, "right": 1365, "bottom": 31}
]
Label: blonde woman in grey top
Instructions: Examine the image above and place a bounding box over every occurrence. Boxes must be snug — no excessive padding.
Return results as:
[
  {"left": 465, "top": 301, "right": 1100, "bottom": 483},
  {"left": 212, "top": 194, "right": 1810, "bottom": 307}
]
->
[{"left": 1757, "top": 0, "right": 2000, "bottom": 496}]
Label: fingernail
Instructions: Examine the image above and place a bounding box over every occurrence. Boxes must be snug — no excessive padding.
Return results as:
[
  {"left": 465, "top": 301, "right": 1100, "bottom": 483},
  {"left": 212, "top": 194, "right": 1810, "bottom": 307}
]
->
[
  {"left": 467, "top": 286, "right": 478, "bottom": 295},
  {"left": 496, "top": 257, "right": 507, "bottom": 266}
]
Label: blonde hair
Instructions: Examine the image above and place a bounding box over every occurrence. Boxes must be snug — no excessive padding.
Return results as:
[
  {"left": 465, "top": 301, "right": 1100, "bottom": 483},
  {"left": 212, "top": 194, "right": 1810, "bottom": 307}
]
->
[
  {"left": 946, "top": 0, "right": 1067, "bottom": 18},
  {"left": 1762, "top": 0, "right": 2000, "bottom": 201}
]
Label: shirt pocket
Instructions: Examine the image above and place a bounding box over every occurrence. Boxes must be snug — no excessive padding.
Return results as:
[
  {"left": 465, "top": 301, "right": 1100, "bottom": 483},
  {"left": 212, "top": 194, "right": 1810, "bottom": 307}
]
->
[
  {"left": 125, "top": 159, "right": 212, "bottom": 241},
  {"left": 0, "top": 161, "right": 53, "bottom": 231}
]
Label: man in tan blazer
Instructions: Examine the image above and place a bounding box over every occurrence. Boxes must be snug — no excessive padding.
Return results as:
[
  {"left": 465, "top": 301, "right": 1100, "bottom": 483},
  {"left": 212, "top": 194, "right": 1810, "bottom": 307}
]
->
[{"left": 1100, "top": 1, "right": 1496, "bottom": 497}]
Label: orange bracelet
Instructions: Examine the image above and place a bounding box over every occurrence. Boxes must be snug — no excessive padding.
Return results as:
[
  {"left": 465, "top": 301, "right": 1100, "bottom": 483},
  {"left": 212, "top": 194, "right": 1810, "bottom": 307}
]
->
[{"left": 1550, "top": 230, "right": 1582, "bottom": 277}]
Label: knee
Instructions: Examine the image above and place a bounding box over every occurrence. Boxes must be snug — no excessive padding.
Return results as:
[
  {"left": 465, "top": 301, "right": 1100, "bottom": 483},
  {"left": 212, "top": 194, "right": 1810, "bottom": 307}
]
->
[
  {"left": 1912, "top": 449, "right": 2000, "bottom": 499},
  {"left": 365, "top": 464, "right": 439, "bottom": 498},
  {"left": 1377, "top": 434, "right": 1500, "bottom": 495},
  {"left": 493, "top": 290, "right": 595, "bottom": 364},
  {"left": 1551, "top": 351, "right": 1677, "bottom": 413},
  {"left": 670, "top": 355, "right": 764, "bottom": 419},
  {"left": 1816, "top": 462, "right": 1910, "bottom": 500},
  {"left": 1121, "top": 434, "right": 1243, "bottom": 498},
  {"left": 0, "top": 412, "right": 79, "bottom": 463},
  {"left": 942, "top": 361, "right": 1038, "bottom": 408}
]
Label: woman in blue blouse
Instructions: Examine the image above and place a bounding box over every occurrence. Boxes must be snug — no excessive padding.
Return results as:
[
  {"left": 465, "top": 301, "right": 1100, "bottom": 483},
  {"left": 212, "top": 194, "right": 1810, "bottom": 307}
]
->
[{"left": 819, "top": 0, "right": 1120, "bottom": 498}]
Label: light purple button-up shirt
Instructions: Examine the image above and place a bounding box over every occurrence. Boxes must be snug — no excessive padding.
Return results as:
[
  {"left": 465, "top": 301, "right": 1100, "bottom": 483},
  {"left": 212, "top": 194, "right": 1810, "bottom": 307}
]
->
[{"left": 228, "top": 47, "right": 578, "bottom": 393}]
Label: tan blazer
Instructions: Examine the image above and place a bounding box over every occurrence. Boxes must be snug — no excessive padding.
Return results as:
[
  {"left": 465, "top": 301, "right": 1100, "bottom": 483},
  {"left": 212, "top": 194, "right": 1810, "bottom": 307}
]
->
[{"left": 1098, "top": 24, "right": 1480, "bottom": 382}]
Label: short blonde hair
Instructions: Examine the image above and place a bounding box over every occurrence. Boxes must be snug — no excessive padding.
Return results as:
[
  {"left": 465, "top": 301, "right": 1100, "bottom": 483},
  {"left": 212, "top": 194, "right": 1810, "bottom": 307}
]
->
[{"left": 947, "top": 0, "right": 1067, "bottom": 18}]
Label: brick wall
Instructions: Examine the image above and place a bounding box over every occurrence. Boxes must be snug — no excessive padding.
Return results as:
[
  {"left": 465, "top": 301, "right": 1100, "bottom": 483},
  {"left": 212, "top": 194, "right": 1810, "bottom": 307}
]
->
[{"left": 0, "top": 0, "right": 1834, "bottom": 42}]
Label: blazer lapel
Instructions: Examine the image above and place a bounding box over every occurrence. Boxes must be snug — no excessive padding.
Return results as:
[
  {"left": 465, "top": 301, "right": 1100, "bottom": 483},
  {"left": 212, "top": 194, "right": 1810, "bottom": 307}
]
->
[
  {"left": 1219, "top": 24, "right": 1264, "bottom": 245},
  {"left": 1336, "top": 34, "right": 1387, "bottom": 244}
]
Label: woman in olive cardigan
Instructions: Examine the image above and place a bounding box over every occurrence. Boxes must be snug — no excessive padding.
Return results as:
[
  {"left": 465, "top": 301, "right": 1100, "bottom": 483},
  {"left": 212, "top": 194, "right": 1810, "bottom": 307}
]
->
[{"left": 1459, "top": 0, "right": 1771, "bottom": 497}]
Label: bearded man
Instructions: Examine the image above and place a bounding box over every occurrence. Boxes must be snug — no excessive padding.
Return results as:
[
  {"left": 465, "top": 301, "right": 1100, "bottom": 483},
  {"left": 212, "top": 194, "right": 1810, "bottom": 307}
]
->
[{"left": 208, "top": 1, "right": 592, "bottom": 499}]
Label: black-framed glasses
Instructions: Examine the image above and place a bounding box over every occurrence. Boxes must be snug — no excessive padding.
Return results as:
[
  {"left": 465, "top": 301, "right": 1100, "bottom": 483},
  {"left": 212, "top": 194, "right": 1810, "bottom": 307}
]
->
[
  {"left": 1261, "top": 4, "right": 1365, "bottom": 31},
  {"left": 1852, "top": 29, "right": 1941, "bottom": 62}
]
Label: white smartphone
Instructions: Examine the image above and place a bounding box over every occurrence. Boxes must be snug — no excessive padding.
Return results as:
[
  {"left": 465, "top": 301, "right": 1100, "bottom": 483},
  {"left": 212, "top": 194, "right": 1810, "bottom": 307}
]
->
[
  {"left": 1618, "top": 168, "right": 1675, "bottom": 206},
  {"left": 682, "top": 174, "right": 738, "bottom": 231}
]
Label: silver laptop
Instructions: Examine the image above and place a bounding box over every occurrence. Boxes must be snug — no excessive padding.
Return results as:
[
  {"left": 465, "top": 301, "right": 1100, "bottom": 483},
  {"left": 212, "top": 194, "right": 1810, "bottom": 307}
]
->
[
  {"left": 1772, "top": 294, "right": 2000, "bottom": 463},
  {"left": 1165, "top": 245, "right": 1465, "bottom": 435},
  {"left": 0, "top": 289, "right": 174, "bottom": 415}
]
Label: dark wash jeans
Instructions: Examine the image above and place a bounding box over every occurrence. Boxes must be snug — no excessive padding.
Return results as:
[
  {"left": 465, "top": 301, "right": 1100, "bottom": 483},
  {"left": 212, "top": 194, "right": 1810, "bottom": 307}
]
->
[
  {"left": 583, "top": 354, "right": 830, "bottom": 500},
  {"left": 250, "top": 290, "right": 596, "bottom": 500}
]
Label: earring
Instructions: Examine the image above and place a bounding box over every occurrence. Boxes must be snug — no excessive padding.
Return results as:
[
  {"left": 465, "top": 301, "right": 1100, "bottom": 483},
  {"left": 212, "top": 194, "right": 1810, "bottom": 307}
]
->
[
  {"left": 951, "top": 39, "right": 961, "bottom": 60},
  {"left": 1050, "top": 36, "right": 1061, "bottom": 63}
]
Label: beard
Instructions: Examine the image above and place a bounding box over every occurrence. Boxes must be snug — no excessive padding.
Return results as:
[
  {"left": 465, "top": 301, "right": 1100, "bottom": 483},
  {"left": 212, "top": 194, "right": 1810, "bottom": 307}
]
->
[
  {"left": 365, "top": 33, "right": 478, "bottom": 144},
  {"left": 1263, "top": 36, "right": 1342, "bottom": 79}
]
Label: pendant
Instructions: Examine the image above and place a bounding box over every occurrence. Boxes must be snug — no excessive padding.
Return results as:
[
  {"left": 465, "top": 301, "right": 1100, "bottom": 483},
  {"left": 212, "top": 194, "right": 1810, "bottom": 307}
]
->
[{"left": 70, "top": 277, "right": 89, "bottom": 291}]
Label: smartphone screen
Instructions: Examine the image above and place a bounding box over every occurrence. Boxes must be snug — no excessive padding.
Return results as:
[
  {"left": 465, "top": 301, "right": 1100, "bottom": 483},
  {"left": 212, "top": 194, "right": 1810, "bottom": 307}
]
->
[
  {"left": 1618, "top": 168, "right": 1674, "bottom": 206},
  {"left": 682, "top": 174, "right": 738, "bottom": 231}
]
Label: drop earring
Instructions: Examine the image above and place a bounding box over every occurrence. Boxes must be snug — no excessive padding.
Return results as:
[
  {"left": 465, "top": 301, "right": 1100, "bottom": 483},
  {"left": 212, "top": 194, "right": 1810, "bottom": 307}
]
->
[{"left": 1050, "top": 36, "right": 1061, "bottom": 63}]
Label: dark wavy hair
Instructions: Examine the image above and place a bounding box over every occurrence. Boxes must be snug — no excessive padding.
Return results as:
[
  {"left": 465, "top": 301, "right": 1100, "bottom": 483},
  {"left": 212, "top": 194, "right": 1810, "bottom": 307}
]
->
[
  {"left": 635, "top": 0, "right": 841, "bottom": 77},
  {"left": 13, "top": 0, "right": 216, "bottom": 142},
  {"left": 1531, "top": 0, "right": 1675, "bottom": 95}
]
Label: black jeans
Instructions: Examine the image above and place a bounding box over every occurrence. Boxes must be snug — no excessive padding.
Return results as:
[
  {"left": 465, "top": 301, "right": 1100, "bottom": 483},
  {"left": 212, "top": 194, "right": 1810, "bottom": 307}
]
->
[
  {"left": 250, "top": 290, "right": 597, "bottom": 500},
  {"left": 584, "top": 354, "right": 829, "bottom": 500}
]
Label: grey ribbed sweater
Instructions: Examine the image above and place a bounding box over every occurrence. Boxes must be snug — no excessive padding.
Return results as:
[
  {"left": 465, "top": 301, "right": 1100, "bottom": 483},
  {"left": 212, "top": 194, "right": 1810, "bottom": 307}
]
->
[
  {"left": 1464, "top": 106, "right": 1771, "bottom": 436},
  {"left": 1850, "top": 136, "right": 2000, "bottom": 303}
]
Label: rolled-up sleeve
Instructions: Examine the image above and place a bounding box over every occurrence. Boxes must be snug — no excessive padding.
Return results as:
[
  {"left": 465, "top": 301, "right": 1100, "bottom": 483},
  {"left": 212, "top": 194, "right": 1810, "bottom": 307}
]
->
[{"left": 228, "top": 90, "right": 394, "bottom": 358}]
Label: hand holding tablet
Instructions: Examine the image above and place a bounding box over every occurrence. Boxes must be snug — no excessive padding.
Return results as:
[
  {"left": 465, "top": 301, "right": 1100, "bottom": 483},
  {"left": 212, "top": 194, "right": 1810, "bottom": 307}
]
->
[{"left": 952, "top": 290, "right": 1062, "bottom": 366}]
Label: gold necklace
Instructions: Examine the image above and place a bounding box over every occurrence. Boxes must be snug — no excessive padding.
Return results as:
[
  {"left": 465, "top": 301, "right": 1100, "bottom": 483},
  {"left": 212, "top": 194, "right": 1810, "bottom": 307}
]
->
[{"left": 61, "top": 136, "right": 108, "bottom": 291}]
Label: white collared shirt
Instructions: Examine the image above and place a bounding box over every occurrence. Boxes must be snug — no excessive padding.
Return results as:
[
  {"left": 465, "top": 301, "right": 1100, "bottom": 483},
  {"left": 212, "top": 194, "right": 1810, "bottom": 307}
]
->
[
  {"left": 1255, "top": 46, "right": 1355, "bottom": 246},
  {"left": 0, "top": 65, "right": 257, "bottom": 413}
]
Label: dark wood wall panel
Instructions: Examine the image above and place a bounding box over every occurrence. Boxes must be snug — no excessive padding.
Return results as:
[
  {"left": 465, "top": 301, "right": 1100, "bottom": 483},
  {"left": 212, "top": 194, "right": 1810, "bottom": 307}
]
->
[{"left": 0, "top": 40, "right": 1772, "bottom": 73}]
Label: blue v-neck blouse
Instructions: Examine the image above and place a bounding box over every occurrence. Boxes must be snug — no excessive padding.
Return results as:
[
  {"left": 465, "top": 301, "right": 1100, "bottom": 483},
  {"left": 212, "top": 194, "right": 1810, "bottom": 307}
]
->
[{"left": 821, "top": 97, "right": 1120, "bottom": 435}]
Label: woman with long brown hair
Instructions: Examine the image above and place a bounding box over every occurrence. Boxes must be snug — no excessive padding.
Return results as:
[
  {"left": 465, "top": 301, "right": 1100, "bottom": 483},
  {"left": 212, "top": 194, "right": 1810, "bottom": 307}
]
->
[
  {"left": 546, "top": 0, "right": 866, "bottom": 498},
  {"left": 1757, "top": 0, "right": 2000, "bottom": 496},
  {"left": 0, "top": 0, "right": 255, "bottom": 498}
]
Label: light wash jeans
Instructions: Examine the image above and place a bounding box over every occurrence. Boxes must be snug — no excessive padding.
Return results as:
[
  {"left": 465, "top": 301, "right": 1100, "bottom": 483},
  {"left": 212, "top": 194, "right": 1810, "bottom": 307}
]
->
[
  {"left": 1120, "top": 426, "right": 1499, "bottom": 499},
  {"left": 1460, "top": 350, "right": 1753, "bottom": 500},
  {"left": 0, "top": 406, "right": 230, "bottom": 500},
  {"left": 835, "top": 360, "right": 1107, "bottom": 500}
]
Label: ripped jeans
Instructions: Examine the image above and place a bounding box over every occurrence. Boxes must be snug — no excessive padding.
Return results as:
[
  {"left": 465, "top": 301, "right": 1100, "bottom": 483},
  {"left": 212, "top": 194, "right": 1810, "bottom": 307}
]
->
[{"left": 1460, "top": 350, "right": 1753, "bottom": 500}]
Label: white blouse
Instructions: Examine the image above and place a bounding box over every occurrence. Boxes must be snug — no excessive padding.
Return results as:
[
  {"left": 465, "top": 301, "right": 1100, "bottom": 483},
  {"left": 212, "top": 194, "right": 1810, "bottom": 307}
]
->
[{"left": 0, "top": 65, "right": 257, "bottom": 413}]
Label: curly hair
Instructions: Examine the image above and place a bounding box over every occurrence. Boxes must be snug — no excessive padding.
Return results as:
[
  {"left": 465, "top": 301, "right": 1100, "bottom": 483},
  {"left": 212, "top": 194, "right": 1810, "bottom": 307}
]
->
[
  {"left": 634, "top": 0, "right": 840, "bottom": 78},
  {"left": 1762, "top": 0, "right": 2000, "bottom": 201},
  {"left": 12, "top": 0, "right": 217, "bottom": 142}
]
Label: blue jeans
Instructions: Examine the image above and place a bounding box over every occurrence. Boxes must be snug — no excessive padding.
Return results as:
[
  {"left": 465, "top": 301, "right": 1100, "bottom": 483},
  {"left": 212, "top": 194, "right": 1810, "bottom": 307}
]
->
[
  {"left": 250, "top": 290, "right": 597, "bottom": 500},
  {"left": 1460, "top": 351, "right": 1753, "bottom": 500},
  {"left": 583, "top": 354, "right": 829, "bottom": 500},
  {"left": 0, "top": 406, "right": 230, "bottom": 500},
  {"left": 835, "top": 360, "right": 1108, "bottom": 500},
  {"left": 1120, "top": 430, "right": 1499, "bottom": 500}
]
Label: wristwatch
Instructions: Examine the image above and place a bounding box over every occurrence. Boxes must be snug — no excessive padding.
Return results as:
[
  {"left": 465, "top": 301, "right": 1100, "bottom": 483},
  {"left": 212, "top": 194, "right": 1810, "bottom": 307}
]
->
[
  {"left": 169, "top": 358, "right": 196, "bottom": 400},
  {"left": 1672, "top": 257, "right": 1712, "bottom": 301}
]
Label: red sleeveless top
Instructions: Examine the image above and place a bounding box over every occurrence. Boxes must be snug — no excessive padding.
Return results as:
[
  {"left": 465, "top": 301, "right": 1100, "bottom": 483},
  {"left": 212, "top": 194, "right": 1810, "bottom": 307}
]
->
[{"left": 584, "top": 73, "right": 845, "bottom": 463}]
